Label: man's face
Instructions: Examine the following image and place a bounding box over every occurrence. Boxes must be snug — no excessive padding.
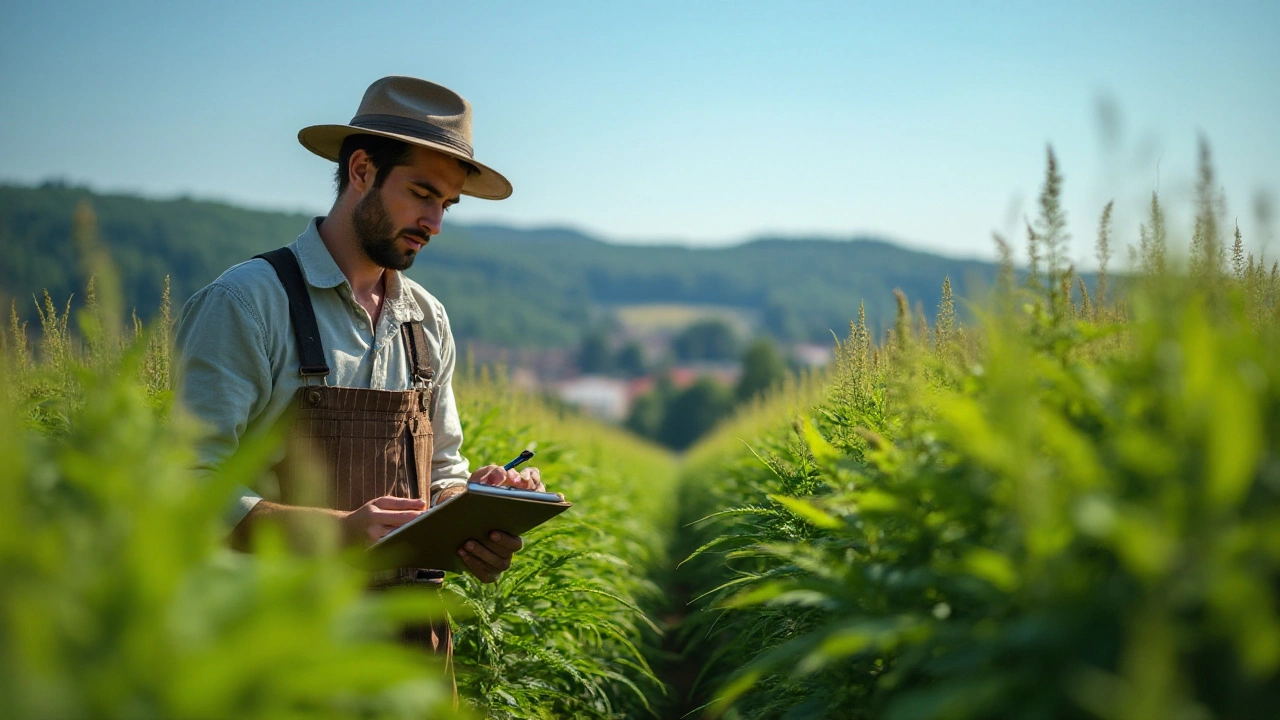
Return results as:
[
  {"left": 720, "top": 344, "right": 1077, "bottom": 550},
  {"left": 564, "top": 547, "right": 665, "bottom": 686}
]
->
[{"left": 351, "top": 145, "right": 469, "bottom": 271}]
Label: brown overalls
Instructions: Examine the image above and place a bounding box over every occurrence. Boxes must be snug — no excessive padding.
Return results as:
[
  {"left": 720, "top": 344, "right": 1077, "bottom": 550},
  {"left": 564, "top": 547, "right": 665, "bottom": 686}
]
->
[{"left": 256, "top": 247, "right": 455, "bottom": 693}]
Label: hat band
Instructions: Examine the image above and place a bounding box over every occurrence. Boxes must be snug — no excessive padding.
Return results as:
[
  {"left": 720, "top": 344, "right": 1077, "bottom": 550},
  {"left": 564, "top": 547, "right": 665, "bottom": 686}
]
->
[{"left": 350, "top": 114, "right": 475, "bottom": 158}]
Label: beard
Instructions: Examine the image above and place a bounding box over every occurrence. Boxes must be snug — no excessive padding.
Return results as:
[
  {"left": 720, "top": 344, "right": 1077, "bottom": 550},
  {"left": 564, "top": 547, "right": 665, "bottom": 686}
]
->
[{"left": 351, "top": 187, "right": 428, "bottom": 271}]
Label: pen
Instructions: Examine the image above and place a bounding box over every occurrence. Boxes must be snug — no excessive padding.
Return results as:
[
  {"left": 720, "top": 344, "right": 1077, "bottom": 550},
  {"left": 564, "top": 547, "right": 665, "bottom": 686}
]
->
[{"left": 503, "top": 449, "right": 536, "bottom": 471}]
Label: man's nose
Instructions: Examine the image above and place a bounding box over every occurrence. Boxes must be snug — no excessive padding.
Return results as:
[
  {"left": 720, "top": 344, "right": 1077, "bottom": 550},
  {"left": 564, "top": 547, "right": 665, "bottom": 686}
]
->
[{"left": 419, "top": 207, "right": 444, "bottom": 236}]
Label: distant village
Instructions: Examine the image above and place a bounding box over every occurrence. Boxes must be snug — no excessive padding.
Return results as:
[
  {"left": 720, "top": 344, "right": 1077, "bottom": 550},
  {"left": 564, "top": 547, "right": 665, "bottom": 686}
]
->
[
  {"left": 462, "top": 305, "right": 834, "bottom": 448},
  {"left": 542, "top": 346, "right": 833, "bottom": 423}
]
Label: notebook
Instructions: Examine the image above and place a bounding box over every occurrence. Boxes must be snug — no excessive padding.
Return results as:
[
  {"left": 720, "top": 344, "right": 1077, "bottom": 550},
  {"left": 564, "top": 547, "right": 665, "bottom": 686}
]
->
[{"left": 366, "top": 483, "right": 572, "bottom": 572}]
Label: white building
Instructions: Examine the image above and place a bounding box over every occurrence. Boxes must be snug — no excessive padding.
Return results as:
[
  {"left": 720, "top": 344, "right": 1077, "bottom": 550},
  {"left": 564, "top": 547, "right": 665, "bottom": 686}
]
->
[{"left": 554, "top": 375, "right": 633, "bottom": 422}]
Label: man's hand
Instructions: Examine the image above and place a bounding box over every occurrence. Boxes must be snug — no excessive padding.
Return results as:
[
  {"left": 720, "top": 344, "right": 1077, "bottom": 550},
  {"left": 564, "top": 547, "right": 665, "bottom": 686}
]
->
[
  {"left": 232, "top": 496, "right": 426, "bottom": 552},
  {"left": 469, "top": 464, "right": 547, "bottom": 492},
  {"left": 441, "top": 465, "right": 555, "bottom": 583},
  {"left": 341, "top": 495, "right": 427, "bottom": 546},
  {"left": 458, "top": 531, "right": 523, "bottom": 583},
  {"left": 436, "top": 465, "right": 556, "bottom": 505}
]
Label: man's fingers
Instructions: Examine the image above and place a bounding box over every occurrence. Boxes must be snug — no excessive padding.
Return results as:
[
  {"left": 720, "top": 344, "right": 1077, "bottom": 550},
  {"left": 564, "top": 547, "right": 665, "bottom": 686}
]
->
[
  {"left": 372, "top": 496, "right": 427, "bottom": 510},
  {"left": 484, "top": 531, "right": 524, "bottom": 553},
  {"left": 371, "top": 509, "right": 423, "bottom": 527},
  {"left": 462, "top": 539, "right": 512, "bottom": 570},
  {"left": 366, "top": 518, "right": 420, "bottom": 543},
  {"left": 519, "top": 468, "right": 544, "bottom": 492},
  {"left": 458, "top": 531, "right": 526, "bottom": 583},
  {"left": 345, "top": 497, "right": 425, "bottom": 547},
  {"left": 469, "top": 465, "right": 505, "bottom": 486},
  {"left": 470, "top": 465, "right": 546, "bottom": 492},
  {"left": 459, "top": 551, "right": 497, "bottom": 583}
]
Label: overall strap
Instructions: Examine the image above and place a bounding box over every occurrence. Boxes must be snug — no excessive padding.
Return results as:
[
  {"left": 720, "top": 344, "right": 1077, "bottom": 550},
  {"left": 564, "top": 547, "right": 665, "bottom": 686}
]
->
[
  {"left": 401, "top": 319, "right": 435, "bottom": 385},
  {"left": 254, "top": 247, "right": 330, "bottom": 379}
]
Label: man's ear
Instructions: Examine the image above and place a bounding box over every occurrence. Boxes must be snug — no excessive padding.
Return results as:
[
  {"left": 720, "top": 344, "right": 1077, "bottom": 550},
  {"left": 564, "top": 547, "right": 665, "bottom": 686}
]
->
[{"left": 347, "top": 149, "right": 377, "bottom": 194}]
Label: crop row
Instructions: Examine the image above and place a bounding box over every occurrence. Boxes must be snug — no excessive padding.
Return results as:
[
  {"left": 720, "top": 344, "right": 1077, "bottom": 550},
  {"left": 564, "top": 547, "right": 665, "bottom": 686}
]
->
[{"left": 667, "top": 149, "right": 1280, "bottom": 719}]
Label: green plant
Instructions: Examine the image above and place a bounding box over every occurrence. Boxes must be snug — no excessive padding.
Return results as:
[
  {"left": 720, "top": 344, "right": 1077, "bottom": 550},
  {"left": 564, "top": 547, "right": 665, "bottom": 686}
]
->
[
  {"left": 674, "top": 145, "right": 1280, "bottom": 719},
  {"left": 448, "top": 367, "right": 678, "bottom": 718},
  {"left": 0, "top": 333, "right": 460, "bottom": 719}
]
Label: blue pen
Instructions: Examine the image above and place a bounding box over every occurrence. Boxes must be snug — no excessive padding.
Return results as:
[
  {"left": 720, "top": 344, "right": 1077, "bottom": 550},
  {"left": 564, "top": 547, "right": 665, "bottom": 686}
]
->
[{"left": 503, "top": 449, "right": 535, "bottom": 471}]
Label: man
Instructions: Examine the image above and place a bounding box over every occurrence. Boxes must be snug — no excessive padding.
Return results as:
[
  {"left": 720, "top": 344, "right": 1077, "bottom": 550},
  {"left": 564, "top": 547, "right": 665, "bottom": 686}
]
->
[{"left": 174, "top": 76, "right": 543, "bottom": 660}]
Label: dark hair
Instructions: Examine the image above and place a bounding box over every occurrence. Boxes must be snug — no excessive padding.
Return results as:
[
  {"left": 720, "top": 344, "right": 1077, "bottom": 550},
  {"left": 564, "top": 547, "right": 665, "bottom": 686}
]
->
[{"left": 334, "top": 134, "right": 414, "bottom": 195}]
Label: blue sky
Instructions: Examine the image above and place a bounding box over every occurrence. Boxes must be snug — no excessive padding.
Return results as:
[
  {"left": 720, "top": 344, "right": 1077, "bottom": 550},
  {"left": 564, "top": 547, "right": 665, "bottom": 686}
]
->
[{"left": 2, "top": 1, "right": 1277, "bottom": 267}]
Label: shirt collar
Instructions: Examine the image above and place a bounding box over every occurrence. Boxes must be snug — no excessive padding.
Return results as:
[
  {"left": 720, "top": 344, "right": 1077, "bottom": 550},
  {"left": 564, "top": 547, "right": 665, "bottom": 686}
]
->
[
  {"left": 293, "top": 218, "right": 348, "bottom": 289},
  {"left": 293, "top": 217, "right": 426, "bottom": 324}
]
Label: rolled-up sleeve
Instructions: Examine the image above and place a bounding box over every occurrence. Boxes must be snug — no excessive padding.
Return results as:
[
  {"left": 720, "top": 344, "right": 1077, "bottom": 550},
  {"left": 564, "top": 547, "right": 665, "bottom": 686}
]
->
[
  {"left": 428, "top": 302, "right": 470, "bottom": 503},
  {"left": 173, "top": 281, "right": 271, "bottom": 527}
]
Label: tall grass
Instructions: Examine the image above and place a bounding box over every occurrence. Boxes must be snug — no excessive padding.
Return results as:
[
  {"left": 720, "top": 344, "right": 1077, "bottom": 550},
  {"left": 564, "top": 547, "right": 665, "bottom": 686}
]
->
[
  {"left": 673, "top": 145, "right": 1280, "bottom": 719},
  {"left": 448, "top": 365, "right": 679, "bottom": 718},
  {"left": 662, "top": 371, "right": 832, "bottom": 716}
]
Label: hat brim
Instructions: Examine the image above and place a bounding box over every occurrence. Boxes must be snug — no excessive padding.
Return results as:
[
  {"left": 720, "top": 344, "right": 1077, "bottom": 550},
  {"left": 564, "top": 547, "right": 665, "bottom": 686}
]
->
[{"left": 298, "top": 124, "right": 512, "bottom": 200}]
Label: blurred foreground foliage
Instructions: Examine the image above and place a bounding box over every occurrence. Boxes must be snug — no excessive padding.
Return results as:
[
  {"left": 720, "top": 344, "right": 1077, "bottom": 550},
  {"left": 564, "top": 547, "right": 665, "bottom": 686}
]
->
[
  {"left": 674, "top": 145, "right": 1280, "bottom": 719},
  {"left": 1, "top": 282, "right": 458, "bottom": 718}
]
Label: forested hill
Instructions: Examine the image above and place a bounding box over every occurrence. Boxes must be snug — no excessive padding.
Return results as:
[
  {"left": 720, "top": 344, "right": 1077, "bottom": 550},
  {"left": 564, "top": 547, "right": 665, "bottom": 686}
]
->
[
  {"left": 1, "top": 182, "right": 999, "bottom": 347},
  {"left": 1, "top": 183, "right": 312, "bottom": 329}
]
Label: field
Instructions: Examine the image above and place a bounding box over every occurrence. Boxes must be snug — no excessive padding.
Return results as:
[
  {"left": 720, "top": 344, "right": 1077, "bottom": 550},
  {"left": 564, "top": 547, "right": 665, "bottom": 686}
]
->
[
  {"left": 3, "top": 145, "right": 1279, "bottom": 718},
  {"left": 611, "top": 304, "right": 759, "bottom": 338}
]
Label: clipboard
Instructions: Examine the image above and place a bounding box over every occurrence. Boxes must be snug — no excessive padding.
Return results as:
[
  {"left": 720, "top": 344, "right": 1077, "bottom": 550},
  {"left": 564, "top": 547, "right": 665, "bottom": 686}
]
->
[{"left": 366, "top": 483, "right": 572, "bottom": 572}]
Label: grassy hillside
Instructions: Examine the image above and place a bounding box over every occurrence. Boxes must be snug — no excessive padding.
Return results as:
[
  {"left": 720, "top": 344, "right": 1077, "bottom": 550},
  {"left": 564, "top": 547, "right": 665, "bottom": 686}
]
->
[
  {"left": 1, "top": 182, "right": 1000, "bottom": 348},
  {"left": 0, "top": 182, "right": 311, "bottom": 329}
]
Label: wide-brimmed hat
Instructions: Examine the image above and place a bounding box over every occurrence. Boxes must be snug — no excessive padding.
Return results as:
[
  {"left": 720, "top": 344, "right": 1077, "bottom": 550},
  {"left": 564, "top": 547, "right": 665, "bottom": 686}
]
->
[{"left": 298, "top": 76, "right": 512, "bottom": 200}]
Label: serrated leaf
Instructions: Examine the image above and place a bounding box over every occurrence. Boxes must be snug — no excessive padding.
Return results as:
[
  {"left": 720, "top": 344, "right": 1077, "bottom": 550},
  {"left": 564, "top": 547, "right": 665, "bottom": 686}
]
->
[
  {"left": 801, "top": 417, "right": 842, "bottom": 467},
  {"left": 769, "top": 493, "right": 842, "bottom": 529}
]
